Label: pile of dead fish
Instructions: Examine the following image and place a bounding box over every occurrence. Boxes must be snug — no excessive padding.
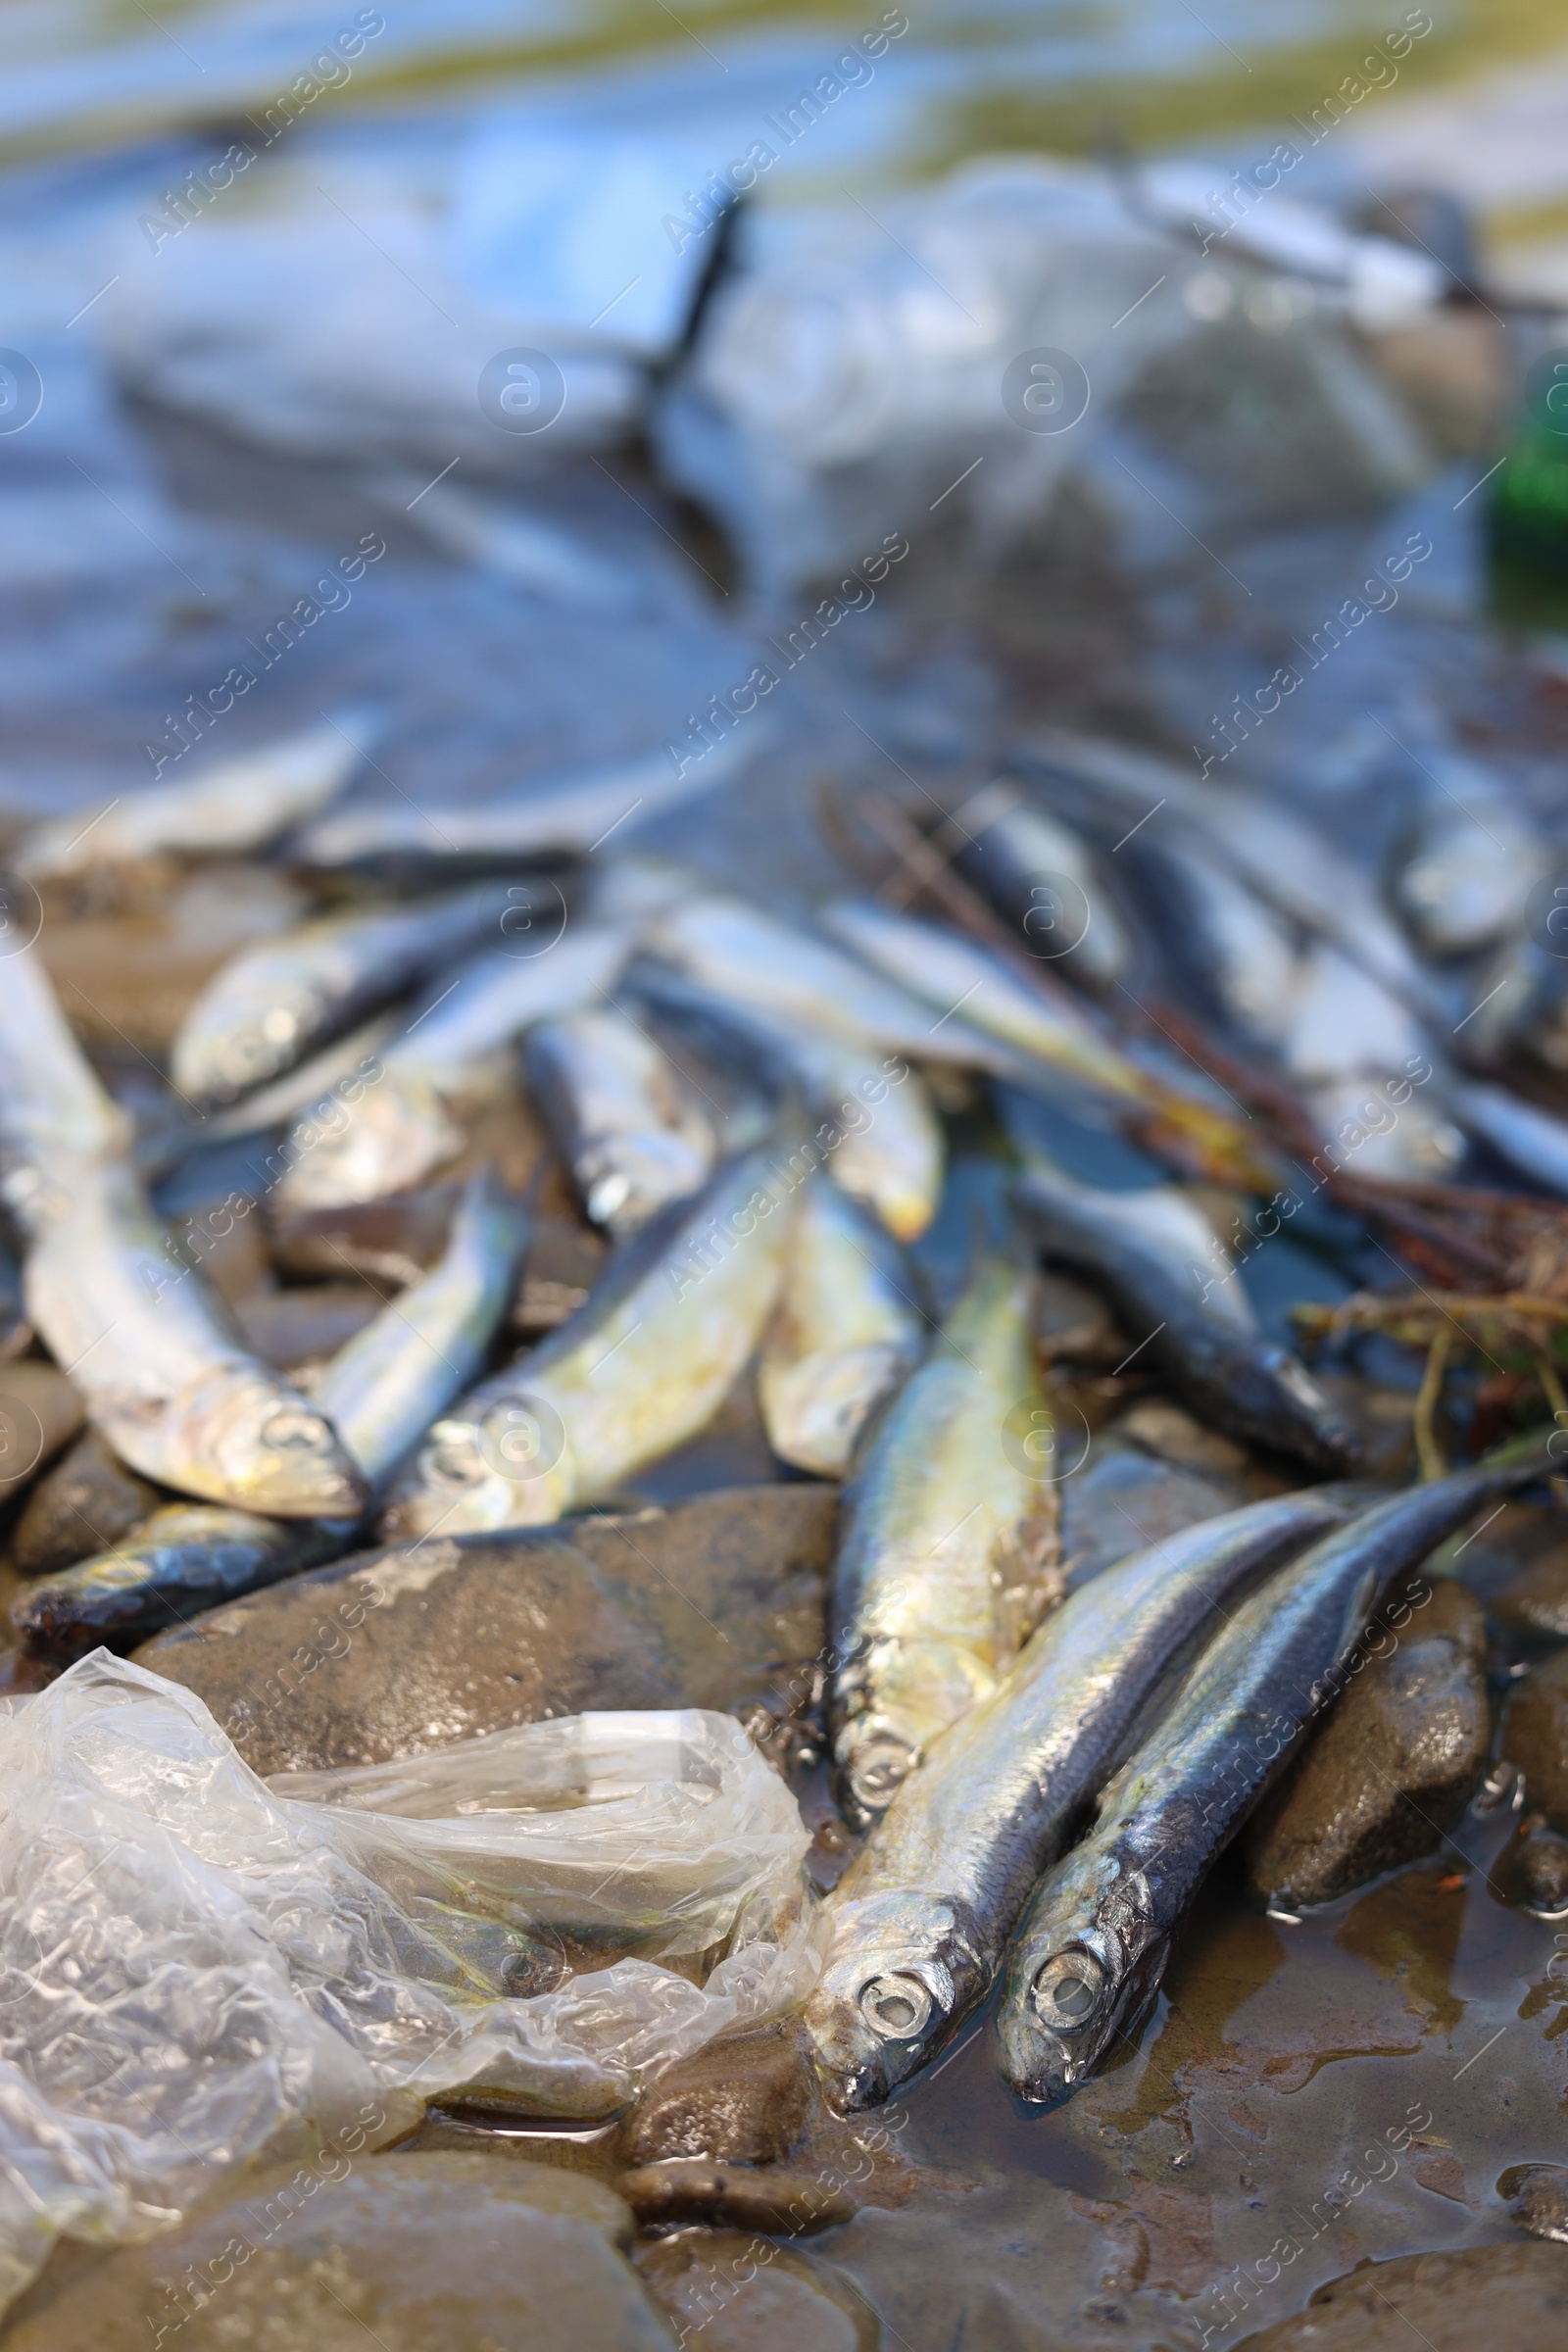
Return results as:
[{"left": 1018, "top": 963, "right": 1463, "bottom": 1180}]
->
[{"left": 0, "top": 708, "right": 1564, "bottom": 2126}]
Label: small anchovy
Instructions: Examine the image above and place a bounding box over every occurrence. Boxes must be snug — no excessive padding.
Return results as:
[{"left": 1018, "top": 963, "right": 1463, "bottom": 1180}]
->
[
  {"left": 1012, "top": 1158, "right": 1361, "bottom": 1476},
  {"left": 645, "top": 895, "right": 1023, "bottom": 1078},
  {"left": 13, "top": 1170, "right": 532, "bottom": 1649},
  {"left": 828, "top": 1256, "right": 1059, "bottom": 1831},
  {"left": 269, "top": 921, "right": 631, "bottom": 1214},
  {"left": 804, "top": 1484, "right": 1366, "bottom": 2111},
  {"left": 996, "top": 1452, "right": 1553, "bottom": 2102},
  {"left": 1450, "top": 1081, "right": 1568, "bottom": 1199},
  {"left": 525, "top": 1005, "right": 715, "bottom": 1238},
  {"left": 380, "top": 1141, "right": 795, "bottom": 1537},
  {"left": 292, "top": 728, "right": 764, "bottom": 875},
  {"left": 948, "top": 782, "right": 1133, "bottom": 991},
  {"left": 1122, "top": 832, "right": 1301, "bottom": 1052},
  {"left": 759, "top": 1173, "right": 925, "bottom": 1481},
  {"left": 631, "top": 963, "right": 945, "bottom": 1242},
  {"left": 821, "top": 899, "right": 1148, "bottom": 1107},
  {"left": 12, "top": 710, "right": 378, "bottom": 882},
  {"left": 0, "top": 944, "right": 364, "bottom": 1517},
  {"left": 1279, "top": 945, "right": 1428, "bottom": 1087},
  {"left": 1393, "top": 758, "right": 1541, "bottom": 958},
  {"left": 172, "top": 882, "right": 523, "bottom": 1107}
]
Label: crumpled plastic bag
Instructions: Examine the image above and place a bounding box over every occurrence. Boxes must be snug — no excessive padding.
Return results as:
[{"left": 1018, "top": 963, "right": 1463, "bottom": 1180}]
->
[{"left": 0, "top": 1653, "right": 816, "bottom": 2314}]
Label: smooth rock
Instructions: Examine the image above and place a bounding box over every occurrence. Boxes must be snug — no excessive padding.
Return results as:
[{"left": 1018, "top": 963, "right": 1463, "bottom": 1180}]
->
[
  {"left": 1238, "top": 2240, "right": 1568, "bottom": 2350},
  {"left": 235, "top": 1283, "right": 383, "bottom": 1371},
  {"left": 0, "top": 1362, "right": 85, "bottom": 1506},
  {"left": 1506, "top": 1824, "right": 1568, "bottom": 1915},
  {"left": 635, "top": 2230, "right": 879, "bottom": 2352},
  {"left": 1505, "top": 2164, "right": 1568, "bottom": 2246},
  {"left": 1245, "top": 1582, "right": 1491, "bottom": 1909},
  {"left": 1059, "top": 1443, "right": 1243, "bottom": 1591},
  {"left": 11, "top": 1428, "right": 162, "bottom": 1576},
  {"left": 36, "top": 864, "right": 303, "bottom": 1050},
  {"left": 1503, "top": 1648, "right": 1568, "bottom": 1830},
  {"left": 1, "top": 2152, "right": 674, "bottom": 2351},
  {"left": 136, "top": 1484, "right": 837, "bottom": 1774},
  {"left": 270, "top": 1182, "right": 464, "bottom": 1288},
  {"left": 619, "top": 2021, "right": 815, "bottom": 2166},
  {"left": 617, "top": 2159, "right": 855, "bottom": 2233},
  {"left": 1492, "top": 1525, "right": 1568, "bottom": 1643},
  {"left": 1032, "top": 1271, "right": 1118, "bottom": 1366}
]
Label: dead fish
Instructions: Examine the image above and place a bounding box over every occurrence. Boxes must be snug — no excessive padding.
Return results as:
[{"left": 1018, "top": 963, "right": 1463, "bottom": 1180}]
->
[
  {"left": 821, "top": 899, "right": 1148, "bottom": 1106},
  {"left": 269, "top": 921, "right": 630, "bottom": 1214},
  {"left": 997, "top": 1455, "right": 1550, "bottom": 2102},
  {"left": 804, "top": 1484, "right": 1366, "bottom": 2111},
  {"left": 172, "top": 882, "right": 523, "bottom": 1106},
  {"left": 525, "top": 1005, "right": 715, "bottom": 1237},
  {"left": 828, "top": 1256, "right": 1059, "bottom": 1831},
  {"left": 311, "top": 1170, "right": 532, "bottom": 1483},
  {"left": 1450, "top": 1081, "right": 1568, "bottom": 1198},
  {"left": 11, "top": 1427, "right": 162, "bottom": 1577},
  {"left": 1299, "top": 1074, "right": 1464, "bottom": 1182},
  {"left": 1392, "top": 756, "right": 1542, "bottom": 957},
  {"left": 195, "top": 1014, "right": 402, "bottom": 1150},
  {"left": 948, "top": 781, "right": 1133, "bottom": 990},
  {"left": 292, "top": 727, "right": 765, "bottom": 875},
  {"left": 645, "top": 895, "right": 1023, "bottom": 1078},
  {"left": 12, "top": 710, "right": 379, "bottom": 883},
  {"left": 0, "top": 944, "right": 365, "bottom": 1516},
  {"left": 631, "top": 963, "right": 945, "bottom": 1241},
  {"left": 380, "top": 1142, "right": 794, "bottom": 1537},
  {"left": 759, "top": 1173, "right": 925, "bottom": 1480},
  {"left": 12, "top": 1170, "right": 532, "bottom": 1649},
  {"left": 1123, "top": 831, "right": 1301, "bottom": 1051},
  {"left": 1280, "top": 944, "right": 1429, "bottom": 1085},
  {"left": 1013, "top": 1157, "right": 1361, "bottom": 1476}
]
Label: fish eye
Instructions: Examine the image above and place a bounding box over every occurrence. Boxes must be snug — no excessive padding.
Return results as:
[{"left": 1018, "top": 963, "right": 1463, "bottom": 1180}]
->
[
  {"left": 261, "top": 1407, "right": 331, "bottom": 1455},
  {"left": 1031, "top": 1950, "right": 1105, "bottom": 2031},
  {"left": 858, "top": 1972, "right": 933, "bottom": 2039},
  {"left": 848, "top": 1735, "right": 914, "bottom": 1810}
]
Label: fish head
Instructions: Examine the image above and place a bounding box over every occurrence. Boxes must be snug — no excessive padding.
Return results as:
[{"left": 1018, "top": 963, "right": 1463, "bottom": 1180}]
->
[
  {"left": 271, "top": 1079, "right": 464, "bottom": 1215},
  {"left": 140, "top": 1368, "right": 368, "bottom": 1518},
  {"left": 996, "top": 1846, "right": 1169, "bottom": 2105},
  {"left": 803, "top": 1888, "right": 986, "bottom": 2112},
  {"left": 833, "top": 1644, "right": 998, "bottom": 1832},
  {"left": 379, "top": 1401, "right": 572, "bottom": 1537}
]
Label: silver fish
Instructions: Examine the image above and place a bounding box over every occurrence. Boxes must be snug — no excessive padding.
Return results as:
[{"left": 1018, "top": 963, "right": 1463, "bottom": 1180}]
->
[
  {"left": 380, "top": 1141, "right": 794, "bottom": 1536},
  {"left": 1125, "top": 832, "right": 1301, "bottom": 1050},
  {"left": 269, "top": 921, "right": 630, "bottom": 1214},
  {"left": 293, "top": 727, "right": 765, "bottom": 873},
  {"left": 525, "top": 1005, "right": 715, "bottom": 1237},
  {"left": 804, "top": 1485, "right": 1365, "bottom": 2111},
  {"left": 949, "top": 782, "right": 1133, "bottom": 990},
  {"left": 0, "top": 944, "right": 364, "bottom": 1517},
  {"left": 645, "top": 895, "right": 1022, "bottom": 1078},
  {"left": 1450, "top": 1081, "right": 1568, "bottom": 1198},
  {"left": 12, "top": 710, "right": 378, "bottom": 882},
  {"left": 821, "top": 899, "right": 1148, "bottom": 1106},
  {"left": 1013, "top": 1157, "right": 1361, "bottom": 1476},
  {"left": 632, "top": 964, "right": 946, "bottom": 1241},
  {"left": 759, "top": 1174, "right": 925, "bottom": 1481},
  {"left": 12, "top": 1170, "right": 531, "bottom": 1649},
  {"left": 172, "top": 882, "right": 522, "bottom": 1106},
  {"left": 1280, "top": 945, "right": 1428, "bottom": 1085},
  {"left": 828, "top": 1256, "right": 1058, "bottom": 1830},
  {"left": 1393, "top": 758, "right": 1542, "bottom": 957},
  {"left": 997, "top": 1456, "right": 1549, "bottom": 2101}
]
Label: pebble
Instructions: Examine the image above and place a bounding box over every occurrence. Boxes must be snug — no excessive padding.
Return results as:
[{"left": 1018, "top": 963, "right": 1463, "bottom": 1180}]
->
[
  {"left": 634, "top": 2230, "right": 880, "bottom": 2351},
  {"left": 137, "top": 1483, "right": 837, "bottom": 1775},
  {"left": 0, "top": 1362, "right": 84, "bottom": 1506},
  {"left": 1506, "top": 2164, "right": 1568, "bottom": 2245},
  {"left": 0, "top": 2152, "right": 674, "bottom": 2351},
  {"left": 617, "top": 2159, "right": 855, "bottom": 2233},
  {"left": 1059, "top": 1445, "right": 1244, "bottom": 1590},
  {"left": 1503, "top": 1648, "right": 1568, "bottom": 1830},
  {"left": 1240, "top": 2240, "right": 1568, "bottom": 2349},
  {"left": 619, "top": 2019, "right": 815, "bottom": 2166},
  {"left": 1245, "top": 1581, "right": 1490, "bottom": 1909},
  {"left": 11, "top": 1428, "right": 161, "bottom": 1577},
  {"left": 233, "top": 1283, "right": 382, "bottom": 1371}
]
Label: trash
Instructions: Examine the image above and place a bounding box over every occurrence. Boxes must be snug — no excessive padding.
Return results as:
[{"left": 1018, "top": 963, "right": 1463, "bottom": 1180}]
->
[{"left": 0, "top": 1652, "right": 815, "bottom": 2313}]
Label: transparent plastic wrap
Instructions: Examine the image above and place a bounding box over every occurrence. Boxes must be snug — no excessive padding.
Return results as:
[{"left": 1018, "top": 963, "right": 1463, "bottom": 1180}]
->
[{"left": 0, "top": 1655, "right": 816, "bottom": 2314}]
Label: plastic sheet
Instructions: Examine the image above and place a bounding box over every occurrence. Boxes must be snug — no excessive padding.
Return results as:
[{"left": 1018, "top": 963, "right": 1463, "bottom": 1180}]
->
[{"left": 0, "top": 1655, "right": 815, "bottom": 2314}]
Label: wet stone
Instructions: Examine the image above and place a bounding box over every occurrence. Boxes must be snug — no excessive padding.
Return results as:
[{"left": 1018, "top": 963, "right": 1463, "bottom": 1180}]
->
[
  {"left": 1503, "top": 1647, "right": 1568, "bottom": 1831},
  {"left": 1059, "top": 1443, "right": 1244, "bottom": 1591},
  {"left": 1491, "top": 1521, "right": 1568, "bottom": 1643},
  {"left": 1240, "top": 2240, "right": 1568, "bottom": 2350},
  {"left": 617, "top": 2159, "right": 855, "bottom": 2234},
  {"left": 619, "top": 2020, "right": 815, "bottom": 2166},
  {"left": 1506, "top": 1824, "right": 1568, "bottom": 1915},
  {"left": 0, "top": 1362, "right": 85, "bottom": 1507},
  {"left": 634, "top": 2230, "right": 879, "bottom": 2352},
  {"left": 1506, "top": 2163, "right": 1568, "bottom": 2245},
  {"left": 269, "top": 1181, "right": 465, "bottom": 1289},
  {"left": 0, "top": 2152, "right": 675, "bottom": 2351},
  {"left": 1245, "top": 1582, "right": 1491, "bottom": 1910},
  {"left": 10, "top": 1428, "right": 161, "bottom": 1576},
  {"left": 234, "top": 1283, "right": 383, "bottom": 1371},
  {"left": 136, "top": 1484, "right": 838, "bottom": 1776}
]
